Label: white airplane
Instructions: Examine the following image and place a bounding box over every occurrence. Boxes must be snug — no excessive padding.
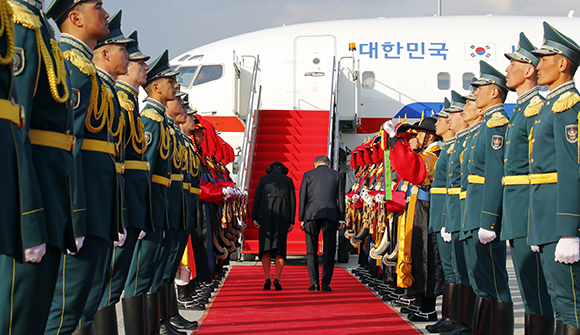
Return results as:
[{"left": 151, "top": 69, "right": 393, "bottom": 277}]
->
[{"left": 167, "top": 15, "right": 579, "bottom": 256}]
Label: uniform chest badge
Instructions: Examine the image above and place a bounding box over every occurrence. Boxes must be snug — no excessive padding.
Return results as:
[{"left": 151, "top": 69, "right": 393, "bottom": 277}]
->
[
  {"left": 13, "top": 47, "right": 24, "bottom": 76},
  {"left": 566, "top": 124, "right": 578, "bottom": 143},
  {"left": 72, "top": 88, "right": 80, "bottom": 109},
  {"left": 145, "top": 131, "right": 152, "bottom": 145},
  {"left": 491, "top": 135, "right": 504, "bottom": 150}
]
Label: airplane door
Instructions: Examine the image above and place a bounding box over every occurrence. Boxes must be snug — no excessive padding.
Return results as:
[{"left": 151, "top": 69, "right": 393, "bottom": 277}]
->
[{"left": 293, "top": 35, "right": 336, "bottom": 110}]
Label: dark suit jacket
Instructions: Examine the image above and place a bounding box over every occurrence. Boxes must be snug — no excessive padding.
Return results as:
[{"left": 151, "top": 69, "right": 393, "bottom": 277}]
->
[{"left": 299, "top": 165, "right": 345, "bottom": 222}]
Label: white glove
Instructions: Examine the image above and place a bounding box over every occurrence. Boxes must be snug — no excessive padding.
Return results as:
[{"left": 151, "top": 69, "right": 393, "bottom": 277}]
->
[
  {"left": 114, "top": 228, "right": 128, "bottom": 247},
  {"left": 531, "top": 245, "right": 540, "bottom": 253},
  {"left": 25, "top": 243, "right": 46, "bottom": 263},
  {"left": 384, "top": 120, "right": 396, "bottom": 138},
  {"left": 67, "top": 236, "right": 85, "bottom": 255},
  {"left": 555, "top": 237, "right": 580, "bottom": 264},
  {"left": 375, "top": 193, "right": 385, "bottom": 204},
  {"left": 138, "top": 230, "right": 147, "bottom": 240},
  {"left": 441, "top": 227, "right": 452, "bottom": 243},
  {"left": 478, "top": 228, "right": 497, "bottom": 244}
]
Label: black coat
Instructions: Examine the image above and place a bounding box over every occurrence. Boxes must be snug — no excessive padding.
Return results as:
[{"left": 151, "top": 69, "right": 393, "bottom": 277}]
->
[
  {"left": 252, "top": 170, "right": 296, "bottom": 258},
  {"left": 298, "top": 165, "right": 345, "bottom": 222}
]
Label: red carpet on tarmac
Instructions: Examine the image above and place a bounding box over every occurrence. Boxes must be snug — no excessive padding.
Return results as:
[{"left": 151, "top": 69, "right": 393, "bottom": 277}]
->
[{"left": 194, "top": 266, "right": 420, "bottom": 334}]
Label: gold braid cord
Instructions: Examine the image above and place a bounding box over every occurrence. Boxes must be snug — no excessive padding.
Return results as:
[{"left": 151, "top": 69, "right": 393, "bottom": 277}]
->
[
  {"left": 119, "top": 91, "right": 146, "bottom": 154},
  {"left": 0, "top": 0, "right": 14, "bottom": 65},
  {"left": 189, "top": 146, "right": 200, "bottom": 177},
  {"left": 108, "top": 88, "right": 125, "bottom": 148},
  {"left": 10, "top": 1, "right": 68, "bottom": 102},
  {"left": 171, "top": 131, "right": 184, "bottom": 170},
  {"left": 158, "top": 124, "right": 170, "bottom": 160}
]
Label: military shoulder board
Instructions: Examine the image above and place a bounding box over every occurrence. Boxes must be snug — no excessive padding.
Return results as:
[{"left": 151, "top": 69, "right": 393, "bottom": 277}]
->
[
  {"left": 553, "top": 92, "right": 580, "bottom": 113},
  {"left": 117, "top": 91, "right": 135, "bottom": 112},
  {"left": 63, "top": 49, "right": 96, "bottom": 76},
  {"left": 141, "top": 109, "right": 164, "bottom": 123},
  {"left": 524, "top": 96, "right": 543, "bottom": 117},
  {"left": 486, "top": 112, "right": 509, "bottom": 128},
  {"left": 9, "top": 1, "right": 41, "bottom": 30}
]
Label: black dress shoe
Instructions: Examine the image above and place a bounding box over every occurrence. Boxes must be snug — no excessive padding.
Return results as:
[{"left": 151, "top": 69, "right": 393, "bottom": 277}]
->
[
  {"left": 273, "top": 279, "right": 282, "bottom": 291},
  {"left": 400, "top": 305, "right": 420, "bottom": 314},
  {"left": 263, "top": 279, "right": 271, "bottom": 290},
  {"left": 169, "top": 314, "right": 198, "bottom": 330},
  {"left": 426, "top": 317, "right": 458, "bottom": 333},
  {"left": 441, "top": 324, "right": 472, "bottom": 335},
  {"left": 321, "top": 286, "right": 332, "bottom": 292},
  {"left": 160, "top": 320, "right": 186, "bottom": 335},
  {"left": 308, "top": 284, "right": 320, "bottom": 291},
  {"left": 408, "top": 311, "right": 437, "bottom": 322}
]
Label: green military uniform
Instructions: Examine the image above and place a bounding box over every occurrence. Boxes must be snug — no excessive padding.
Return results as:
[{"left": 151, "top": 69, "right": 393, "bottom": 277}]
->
[
  {"left": 0, "top": 0, "right": 30, "bottom": 332},
  {"left": 4, "top": 0, "right": 76, "bottom": 333},
  {"left": 501, "top": 32, "right": 554, "bottom": 333},
  {"left": 529, "top": 22, "right": 580, "bottom": 332},
  {"left": 45, "top": 1, "right": 121, "bottom": 333}
]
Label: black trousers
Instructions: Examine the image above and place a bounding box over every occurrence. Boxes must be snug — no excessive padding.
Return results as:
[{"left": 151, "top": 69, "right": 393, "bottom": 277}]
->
[{"left": 305, "top": 219, "right": 337, "bottom": 287}]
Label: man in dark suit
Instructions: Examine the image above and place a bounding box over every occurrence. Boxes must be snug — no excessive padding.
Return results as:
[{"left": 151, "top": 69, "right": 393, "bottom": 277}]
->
[{"left": 299, "top": 156, "right": 345, "bottom": 291}]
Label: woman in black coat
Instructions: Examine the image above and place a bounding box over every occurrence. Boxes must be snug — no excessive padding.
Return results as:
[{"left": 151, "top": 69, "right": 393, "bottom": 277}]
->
[{"left": 252, "top": 161, "right": 296, "bottom": 291}]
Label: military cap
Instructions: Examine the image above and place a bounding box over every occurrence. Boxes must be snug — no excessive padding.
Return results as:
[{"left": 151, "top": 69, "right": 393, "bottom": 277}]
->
[
  {"left": 447, "top": 90, "right": 466, "bottom": 113},
  {"left": 126, "top": 31, "right": 150, "bottom": 61},
  {"left": 46, "top": 0, "right": 89, "bottom": 23},
  {"left": 531, "top": 21, "right": 580, "bottom": 66},
  {"left": 183, "top": 94, "right": 196, "bottom": 115},
  {"left": 175, "top": 90, "right": 186, "bottom": 98},
  {"left": 410, "top": 117, "right": 437, "bottom": 133},
  {"left": 505, "top": 32, "right": 540, "bottom": 67},
  {"left": 145, "top": 50, "right": 179, "bottom": 87},
  {"left": 471, "top": 61, "right": 513, "bottom": 92},
  {"left": 462, "top": 77, "right": 478, "bottom": 101},
  {"left": 95, "top": 10, "right": 133, "bottom": 50},
  {"left": 435, "top": 98, "right": 451, "bottom": 118}
]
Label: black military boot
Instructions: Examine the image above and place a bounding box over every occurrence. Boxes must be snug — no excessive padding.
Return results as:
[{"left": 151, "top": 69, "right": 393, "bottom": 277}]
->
[
  {"left": 168, "top": 283, "right": 198, "bottom": 330},
  {"left": 442, "top": 284, "right": 476, "bottom": 335},
  {"left": 525, "top": 313, "right": 555, "bottom": 335},
  {"left": 93, "top": 304, "right": 118, "bottom": 335},
  {"left": 472, "top": 296, "right": 491, "bottom": 335},
  {"left": 427, "top": 283, "right": 458, "bottom": 333},
  {"left": 122, "top": 294, "right": 149, "bottom": 335},
  {"left": 489, "top": 299, "right": 513, "bottom": 335},
  {"left": 72, "top": 324, "right": 96, "bottom": 335},
  {"left": 555, "top": 322, "right": 580, "bottom": 335},
  {"left": 147, "top": 292, "right": 161, "bottom": 335}
]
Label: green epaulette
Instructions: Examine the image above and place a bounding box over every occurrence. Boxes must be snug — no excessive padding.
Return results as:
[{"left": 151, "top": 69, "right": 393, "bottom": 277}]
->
[
  {"left": 524, "top": 96, "right": 543, "bottom": 117},
  {"left": 141, "top": 109, "right": 164, "bottom": 123},
  {"left": 487, "top": 112, "right": 509, "bottom": 128},
  {"left": 63, "top": 48, "right": 95, "bottom": 76},
  {"left": 553, "top": 92, "right": 580, "bottom": 113},
  {"left": 9, "top": 1, "right": 40, "bottom": 30},
  {"left": 117, "top": 91, "right": 134, "bottom": 112}
]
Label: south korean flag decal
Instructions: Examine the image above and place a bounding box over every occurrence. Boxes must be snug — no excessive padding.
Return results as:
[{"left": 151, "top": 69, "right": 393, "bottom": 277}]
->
[
  {"left": 566, "top": 124, "right": 578, "bottom": 144},
  {"left": 491, "top": 135, "right": 504, "bottom": 150}
]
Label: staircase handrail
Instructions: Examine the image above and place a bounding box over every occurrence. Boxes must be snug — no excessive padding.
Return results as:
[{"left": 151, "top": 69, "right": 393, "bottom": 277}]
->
[{"left": 327, "top": 56, "right": 337, "bottom": 169}]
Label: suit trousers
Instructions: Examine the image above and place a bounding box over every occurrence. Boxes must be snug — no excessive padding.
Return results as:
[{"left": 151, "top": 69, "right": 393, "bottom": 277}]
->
[
  {"left": 437, "top": 232, "right": 455, "bottom": 284},
  {"left": 124, "top": 228, "right": 163, "bottom": 297},
  {"left": 305, "top": 219, "right": 337, "bottom": 287}
]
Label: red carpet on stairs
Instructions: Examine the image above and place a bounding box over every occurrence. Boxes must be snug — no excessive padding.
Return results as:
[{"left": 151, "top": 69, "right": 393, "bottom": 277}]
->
[{"left": 194, "top": 266, "right": 420, "bottom": 335}]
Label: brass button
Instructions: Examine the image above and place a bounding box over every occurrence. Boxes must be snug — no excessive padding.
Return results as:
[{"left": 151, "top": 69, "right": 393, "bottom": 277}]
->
[
  {"left": 535, "top": 120, "right": 538, "bottom": 124},
  {"left": 532, "top": 139, "right": 536, "bottom": 143},
  {"left": 547, "top": 101, "right": 551, "bottom": 105},
  {"left": 518, "top": 108, "right": 521, "bottom": 111},
  {"left": 504, "top": 159, "right": 508, "bottom": 163},
  {"left": 531, "top": 158, "right": 534, "bottom": 163}
]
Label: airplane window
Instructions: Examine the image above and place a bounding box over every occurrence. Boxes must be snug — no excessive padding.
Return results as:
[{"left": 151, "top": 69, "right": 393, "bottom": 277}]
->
[
  {"left": 178, "top": 54, "right": 190, "bottom": 62},
  {"left": 438, "top": 72, "right": 450, "bottom": 90},
  {"left": 194, "top": 65, "right": 224, "bottom": 86},
  {"left": 463, "top": 72, "right": 476, "bottom": 90},
  {"left": 176, "top": 66, "right": 198, "bottom": 88},
  {"left": 188, "top": 55, "right": 204, "bottom": 61},
  {"left": 362, "top": 71, "right": 375, "bottom": 89}
]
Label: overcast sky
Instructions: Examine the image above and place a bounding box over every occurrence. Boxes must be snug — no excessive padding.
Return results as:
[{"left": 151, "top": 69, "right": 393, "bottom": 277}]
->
[{"left": 75, "top": 0, "right": 580, "bottom": 60}]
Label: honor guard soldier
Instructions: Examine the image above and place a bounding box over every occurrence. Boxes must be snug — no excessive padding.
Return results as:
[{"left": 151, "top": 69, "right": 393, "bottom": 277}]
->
[
  {"left": 0, "top": 0, "right": 33, "bottom": 333},
  {"left": 78, "top": 9, "right": 132, "bottom": 334},
  {"left": 529, "top": 22, "right": 580, "bottom": 334},
  {"left": 108, "top": 29, "right": 154, "bottom": 335},
  {"left": 462, "top": 61, "right": 513, "bottom": 335},
  {"left": 137, "top": 49, "right": 180, "bottom": 335},
  {"left": 426, "top": 98, "right": 456, "bottom": 331},
  {"left": 431, "top": 90, "right": 473, "bottom": 334},
  {"left": 6, "top": 0, "right": 76, "bottom": 332},
  {"left": 503, "top": 32, "right": 554, "bottom": 334},
  {"left": 44, "top": 1, "right": 119, "bottom": 334}
]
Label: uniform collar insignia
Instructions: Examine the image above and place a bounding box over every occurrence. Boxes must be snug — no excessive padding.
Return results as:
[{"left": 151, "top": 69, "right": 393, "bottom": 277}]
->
[
  {"left": 116, "top": 80, "right": 138, "bottom": 96},
  {"left": 456, "top": 127, "right": 470, "bottom": 138},
  {"left": 144, "top": 97, "right": 165, "bottom": 113},
  {"left": 483, "top": 104, "right": 503, "bottom": 118},
  {"left": 517, "top": 87, "right": 540, "bottom": 105},
  {"left": 60, "top": 33, "right": 94, "bottom": 59},
  {"left": 469, "top": 120, "right": 483, "bottom": 133},
  {"left": 547, "top": 81, "right": 576, "bottom": 100},
  {"left": 96, "top": 67, "right": 115, "bottom": 88},
  {"left": 444, "top": 137, "right": 456, "bottom": 146}
]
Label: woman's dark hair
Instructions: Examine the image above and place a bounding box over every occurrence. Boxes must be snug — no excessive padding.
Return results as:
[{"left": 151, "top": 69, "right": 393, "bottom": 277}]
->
[{"left": 266, "top": 161, "right": 289, "bottom": 175}]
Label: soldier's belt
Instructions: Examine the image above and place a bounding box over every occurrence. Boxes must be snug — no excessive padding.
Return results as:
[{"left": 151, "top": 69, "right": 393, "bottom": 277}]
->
[
  {"left": 124, "top": 160, "right": 150, "bottom": 171},
  {"left": 467, "top": 175, "right": 485, "bottom": 184},
  {"left": 115, "top": 163, "right": 124, "bottom": 174},
  {"left": 190, "top": 187, "right": 201, "bottom": 195},
  {"left": 81, "top": 139, "right": 117, "bottom": 155},
  {"left": 448, "top": 188, "right": 462, "bottom": 195},
  {"left": 151, "top": 174, "right": 171, "bottom": 187},
  {"left": 171, "top": 174, "right": 183, "bottom": 182},
  {"left": 0, "top": 99, "right": 24, "bottom": 128},
  {"left": 502, "top": 175, "right": 530, "bottom": 186},
  {"left": 430, "top": 187, "right": 447, "bottom": 195},
  {"left": 530, "top": 172, "right": 558, "bottom": 185},
  {"left": 460, "top": 191, "right": 467, "bottom": 200},
  {"left": 183, "top": 182, "right": 190, "bottom": 190},
  {"left": 29, "top": 129, "right": 76, "bottom": 152}
]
